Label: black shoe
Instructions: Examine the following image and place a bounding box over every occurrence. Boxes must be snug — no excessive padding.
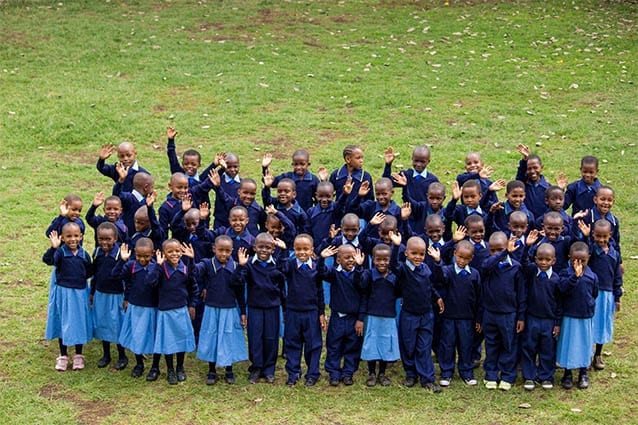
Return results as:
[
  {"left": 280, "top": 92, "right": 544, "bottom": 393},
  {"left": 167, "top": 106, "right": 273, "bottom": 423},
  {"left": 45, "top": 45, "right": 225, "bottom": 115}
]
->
[
  {"left": 115, "top": 357, "right": 129, "bottom": 371},
  {"left": 342, "top": 376, "right": 354, "bottom": 386},
  {"left": 225, "top": 373, "right": 235, "bottom": 384},
  {"left": 206, "top": 373, "right": 217, "bottom": 385},
  {"left": 422, "top": 381, "right": 442, "bottom": 393},
  {"left": 131, "top": 364, "right": 144, "bottom": 378},
  {"left": 167, "top": 369, "right": 178, "bottom": 385},
  {"left": 97, "top": 356, "right": 111, "bottom": 368},
  {"left": 378, "top": 374, "right": 391, "bottom": 386},
  {"left": 329, "top": 378, "right": 340, "bottom": 386},
  {"left": 286, "top": 378, "right": 298, "bottom": 387},
  {"left": 561, "top": 375, "right": 574, "bottom": 390},
  {"left": 404, "top": 377, "right": 416, "bottom": 388},
  {"left": 305, "top": 378, "right": 317, "bottom": 387},
  {"left": 578, "top": 374, "right": 589, "bottom": 390},
  {"left": 265, "top": 375, "right": 276, "bottom": 384},
  {"left": 146, "top": 368, "right": 160, "bottom": 382},
  {"left": 248, "top": 372, "right": 260, "bottom": 384},
  {"left": 176, "top": 367, "right": 187, "bottom": 382}
]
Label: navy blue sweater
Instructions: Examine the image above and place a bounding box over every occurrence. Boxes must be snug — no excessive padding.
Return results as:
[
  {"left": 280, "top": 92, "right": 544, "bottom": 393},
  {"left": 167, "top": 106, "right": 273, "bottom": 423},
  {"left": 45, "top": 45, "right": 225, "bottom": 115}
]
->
[
  {"left": 192, "top": 257, "right": 246, "bottom": 314},
  {"left": 45, "top": 216, "right": 86, "bottom": 240},
  {"left": 558, "top": 264, "right": 598, "bottom": 318},
  {"left": 261, "top": 187, "right": 309, "bottom": 236},
  {"left": 43, "top": 245, "right": 93, "bottom": 289},
  {"left": 516, "top": 159, "right": 551, "bottom": 218},
  {"left": 266, "top": 170, "right": 320, "bottom": 211},
  {"left": 521, "top": 265, "right": 562, "bottom": 325},
  {"left": 112, "top": 259, "right": 158, "bottom": 307},
  {"left": 212, "top": 184, "right": 267, "bottom": 236},
  {"left": 279, "top": 258, "right": 325, "bottom": 313},
  {"left": 146, "top": 259, "right": 199, "bottom": 311},
  {"left": 305, "top": 196, "right": 347, "bottom": 249},
  {"left": 488, "top": 201, "right": 535, "bottom": 237},
  {"left": 85, "top": 205, "right": 128, "bottom": 243},
  {"left": 96, "top": 159, "right": 149, "bottom": 195},
  {"left": 527, "top": 236, "right": 572, "bottom": 273},
  {"left": 113, "top": 188, "right": 148, "bottom": 238},
  {"left": 431, "top": 262, "right": 481, "bottom": 321},
  {"left": 238, "top": 259, "right": 286, "bottom": 309},
  {"left": 91, "top": 245, "right": 123, "bottom": 295},
  {"left": 480, "top": 250, "right": 526, "bottom": 320},
  {"left": 318, "top": 260, "right": 363, "bottom": 319},
  {"left": 383, "top": 164, "right": 439, "bottom": 203},
  {"left": 564, "top": 178, "right": 602, "bottom": 216},
  {"left": 329, "top": 166, "right": 374, "bottom": 204},
  {"left": 392, "top": 260, "right": 441, "bottom": 316},
  {"left": 213, "top": 171, "right": 241, "bottom": 229},
  {"left": 588, "top": 245, "right": 622, "bottom": 301},
  {"left": 355, "top": 268, "right": 397, "bottom": 318}
]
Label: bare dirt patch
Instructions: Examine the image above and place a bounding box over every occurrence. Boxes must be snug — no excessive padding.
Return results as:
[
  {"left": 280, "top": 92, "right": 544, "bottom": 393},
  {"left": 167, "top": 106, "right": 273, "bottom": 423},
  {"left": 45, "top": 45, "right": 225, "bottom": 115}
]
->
[{"left": 39, "top": 382, "right": 115, "bottom": 424}]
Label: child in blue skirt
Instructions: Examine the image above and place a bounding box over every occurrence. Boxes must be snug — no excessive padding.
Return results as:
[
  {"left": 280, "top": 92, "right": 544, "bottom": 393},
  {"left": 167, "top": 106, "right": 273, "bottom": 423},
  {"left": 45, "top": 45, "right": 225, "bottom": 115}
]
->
[
  {"left": 193, "top": 235, "right": 248, "bottom": 385},
  {"left": 146, "top": 239, "right": 199, "bottom": 384},
  {"left": 43, "top": 222, "right": 93, "bottom": 371}
]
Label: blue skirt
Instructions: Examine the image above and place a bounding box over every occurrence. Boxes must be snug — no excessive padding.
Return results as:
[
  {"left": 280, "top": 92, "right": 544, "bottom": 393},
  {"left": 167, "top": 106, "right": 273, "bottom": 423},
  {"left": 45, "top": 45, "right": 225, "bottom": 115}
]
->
[
  {"left": 593, "top": 290, "right": 615, "bottom": 344},
  {"left": 154, "top": 306, "right": 195, "bottom": 354},
  {"left": 119, "top": 304, "right": 157, "bottom": 354},
  {"left": 361, "top": 315, "right": 400, "bottom": 361},
  {"left": 197, "top": 306, "right": 248, "bottom": 366},
  {"left": 92, "top": 291, "right": 124, "bottom": 342},
  {"left": 45, "top": 284, "right": 93, "bottom": 346},
  {"left": 556, "top": 316, "right": 593, "bottom": 369}
]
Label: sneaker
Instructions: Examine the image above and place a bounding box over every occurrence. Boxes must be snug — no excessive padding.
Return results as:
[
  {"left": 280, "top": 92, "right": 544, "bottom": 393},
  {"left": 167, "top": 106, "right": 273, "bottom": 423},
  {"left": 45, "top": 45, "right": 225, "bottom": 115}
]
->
[
  {"left": 225, "top": 373, "right": 235, "bottom": 384},
  {"left": 366, "top": 373, "right": 377, "bottom": 387},
  {"left": 265, "top": 375, "right": 276, "bottom": 384},
  {"left": 176, "top": 367, "right": 187, "bottom": 382},
  {"left": 305, "top": 378, "right": 318, "bottom": 387},
  {"left": 329, "top": 378, "right": 340, "bottom": 387},
  {"left": 484, "top": 380, "right": 497, "bottom": 390},
  {"left": 248, "top": 371, "right": 260, "bottom": 384},
  {"left": 523, "top": 380, "right": 535, "bottom": 391},
  {"left": 422, "top": 382, "right": 442, "bottom": 393},
  {"left": 72, "top": 354, "right": 85, "bottom": 371},
  {"left": 404, "top": 377, "right": 416, "bottom": 388},
  {"left": 131, "top": 364, "right": 144, "bottom": 378},
  {"left": 463, "top": 377, "right": 478, "bottom": 386},
  {"left": 286, "top": 378, "right": 298, "bottom": 387},
  {"left": 498, "top": 381, "right": 512, "bottom": 391},
  {"left": 115, "top": 356, "right": 129, "bottom": 371},
  {"left": 55, "top": 356, "right": 69, "bottom": 372},
  {"left": 541, "top": 380, "right": 553, "bottom": 390},
  {"left": 578, "top": 374, "right": 589, "bottom": 390},
  {"left": 146, "top": 368, "right": 160, "bottom": 382},
  {"left": 593, "top": 355, "right": 605, "bottom": 371},
  {"left": 206, "top": 373, "right": 217, "bottom": 385},
  {"left": 167, "top": 369, "right": 178, "bottom": 385},
  {"left": 439, "top": 378, "right": 451, "bottom": 387},
  {"left": 342, "top": 376, "right": 354, "bottom": 386},
  {"left": 97, "top": 356, "right": 111, "bottom": 368},
  {"left": 561, "top": 375, "right": 574, "bottom": 390},
  {"left": 378, "top": 374, "right": 391, "bottom": 386}
]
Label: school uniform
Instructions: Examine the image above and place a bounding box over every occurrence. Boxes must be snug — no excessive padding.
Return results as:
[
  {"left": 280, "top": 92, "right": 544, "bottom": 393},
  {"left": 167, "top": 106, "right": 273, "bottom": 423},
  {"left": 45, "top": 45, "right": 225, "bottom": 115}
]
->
[
  {"left": 588, "top": 244, "right": 622, "bottom": 345},
  {"left": 261, "top": 187, "right": 309, "bottom": 236},
  {"left": 468, "top": 239, "right": 489, "bottom": 363},
  {"left": 508, "top": 236, "right": 527, "bottom": 264},
  {"left": 480, "top": 250, "right": 526, "bottom": 384},
  {"left": 97, "top": 159, "right": 149, "bottom": 195},
  {"left": 193, "top": 257, "right": 248, "bottom": 367},
  {"left": 46, "top": 216, "right": 86, "bottom": 240},
  {"left": 574, "top": 207, "right": 622, "bottom": 254},
  {"left": 556, "top": 264, "right": 598, "bottom": 369},
  {"left": 318, "top": 260, "right": 364, "bottom": 382},
  {"left": 127, "top": 209, "right": 164, "bottom": 253},
  {"left": 212, "top": 184, "right": 267, "bottom": 237},
  {"left": 444, "top": 199, "right": 488, "bottom": 230},
  {"left": 329, "top": 166, "right": 374, "bottom": 204},
  {"left": 146, "top": 259, "right": 199, "bottom": 355},
  {"left": 431, "top": 261, "right": 481, "bottom": 381},
  {"left": 404, "top": 196, "right": 451, "bottom": 241},
  {"left": 488, "top": 201, "right": 535, "bottom": 237},
  {"left": 213, "top": 171, "right": 242, "bottom": 229},
  {"left": 516, "top": 160, "right": 551, "bottom": 218},
  {"left": 305, "top": 195, "right": 348, "bottom": 251},
  {"left": 521, "top": 265, "right": 561, "bottom": 383},
  {"left": 535, "top": 208, "right": 573, "bottom": 237},
  {"left": 113, "top": 187, "right": 148, "bottom": 239},
  {"left": 85, "top": 205, "right": 128, "bottom": 244},
  {"left": 279, "top": 258, "right": 325, "bottom": 382},
  {"left": 113, "top": 259, "right": 158, "bottom": 355},
  {"left": 564, "top": 178, "right": 602, "bottom": 216},
  {"left": 43, "top": 245, "right": 93, "bottom": 346},
  {"left": 456, "top": 172, "right": 498, "bottom": 211},
  {"left": 91, "top": 244, "right": 125, "bottom": 344},
  {"left": 345, "top": 197, "right": 402, "bottom": 235},
  {"left": 166, "top": 136, "right": 216, "bottom": 208},
  {"left": 528, "top": 236, "right": 572, "bottom": 273},
  {"left": 169, "top": 209, "right": 215, "bottom": 262},
  {"left": 383, "top": 165, "right": 439, "bottom": 203},
  {"left": 158, "top": 195, "right": 182, "bottom": 239},
  {"left": 268, "top": 170, "right": 320, "bottom": 211}
]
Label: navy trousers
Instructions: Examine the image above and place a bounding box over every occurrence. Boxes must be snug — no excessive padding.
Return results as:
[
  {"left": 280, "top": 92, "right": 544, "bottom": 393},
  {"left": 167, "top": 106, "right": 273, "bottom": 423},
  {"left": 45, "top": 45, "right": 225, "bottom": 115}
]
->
[
  {"left": 521, "top": 316, "right": 556, "bottom": 382},
  {"left": 247, "top": 306, "right": 280, "bottom": 376},
  {"left": 483, "top": 310, "right": 518, "bottom": 383},
  {"left": 324, "top": 313, "right": 362, "bottom": 380},
  {"left": 438, "top": 318, "right": 475, "bottom": 380},
  {"left": 284, "top": 309, "right": 323, "bottom": 381},
  {"left": 399, "top": 310, "right": 435, "bottom": 383}
]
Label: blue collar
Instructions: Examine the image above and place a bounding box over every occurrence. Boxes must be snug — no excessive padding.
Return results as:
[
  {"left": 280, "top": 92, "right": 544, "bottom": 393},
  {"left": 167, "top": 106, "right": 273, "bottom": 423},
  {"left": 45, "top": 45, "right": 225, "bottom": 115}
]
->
[
  {"left": 536, "top": 267, "right": 553, "bottom": 279},
  {"left": 342, "top": 236, "right": 360, "bottom": 248},
  {"left": 213, "top": 257, "right": 236, "bottom": 273},
  {"left": 95, "top": 244, "right": 121, "bottom": 260},
  {"left": 575, "top": 178, "right": 600, "bottom": 195},
  {"left": 371, "top": 268, "right": 396, "bottom": 284},
  {"left": 252, "top": 255, "right": 275, "bottom": 265},
  {"left": 454, "top": 262, "right": 472, "bottom": 275},
  {"left": 334, "top": 165, "right": 364, "bottom": 182},
  {"left": 163, "top": 261, "right": 187, "bottom": 278},
  {"left": 223, "top": 173, "right": 241, "bottom": 184},
  {"left": 465, "top": 205, "right": 483, "bottom": 216},
  {"left": 226, "top": 229, "right": 254, "bottom": 244},
  {"left": 296, "top": 259, "right": 313, "bottom": 269},
  {"left": 412, "top": 169, "right": 429, "bottom": 179}
]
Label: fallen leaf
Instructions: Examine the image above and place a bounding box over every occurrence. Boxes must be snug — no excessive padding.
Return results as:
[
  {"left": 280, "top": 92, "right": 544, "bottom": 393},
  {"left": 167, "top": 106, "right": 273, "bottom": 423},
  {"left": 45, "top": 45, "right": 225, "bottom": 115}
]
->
[
  {"left": 569, "top": 83, "right": 579, "bottom": 89},
  {"left": 610, "top": 372, "right": 617, "bottom": 378},
  {"left": 518, "top": 403, "right": 532, "bottom": 409},
  {"left": 259, "top": 82, "right": 269, "bottom": 88},
  {"left": 571, "top": 408, "right": 582, "bottom": 413}
]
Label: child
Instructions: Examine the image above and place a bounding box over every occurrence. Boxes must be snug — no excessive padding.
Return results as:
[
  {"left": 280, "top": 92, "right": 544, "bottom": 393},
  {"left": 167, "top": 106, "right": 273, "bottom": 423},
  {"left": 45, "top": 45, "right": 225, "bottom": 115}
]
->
[
  {"left": 520, "top": 243, "right": 562, "bottom": 391},
  {"left": 346, "top": 177, "right": 401, "bottom": 234},
  {"left": 193, "top": 236, "right": 248, "bottom": 385},
  {"left": 383, "top": 146, "right": 439, "bottom": 202},
  {"left": 159, "top": 173, "right": 190, "bottom": 238},
  {"left": 210, "top": 173, "right": 266, "bottom": 237},
  {"left": 264, "top": 206, "right": 296, "bottom": 258},
  {"left": 97, "top": 141, "right": 149, "bottom": 194},
  {"left": 318, "top": 245, "right": 365, "bottom": 386},
  {"left": 576, "top": 186, "right": 621, "bottom": 253},
  {"left": 463, "top": 215, "right": 489, "bottom": 270},
  {"left": 515, "top": 144, "right": 551, "bottom": 218},
  {"left": 391, "top": 235, "right": 445, "bottom": 392},
  {"left": 262, "top": 150, "right": 321, "bottom": 211},
  {"left": 279, "top": 234, "right": 327, "bottom": 386},
  {"left": 556, "top": 242, "right": 598, "bottom": 390},
  {"left": 444, "top": 180, "right": 488, "bottom": 230},
  {"left": 329, "top": 145, "right": 374, "bottom": 203},
  {"left": 129, "top": 205, "right": 164, "bottom": 252},
  {"left": 316, "top": 213, "right": 363, "bottom": 254},
  {"left": 393, "top": 172, "right": 448, "bottom": 237},
  {"left": 212, "top": 152, "right": 242, "bottom": 230},
  {"left": 507, "top": 211, "right": 529, "bottom": 264},
  {"left": 46, "top": 194, "right": 85, "bottom": 239},
  {"left": 561, "top": 155, "right": 602, "bottom": 216},
  {"left": 166, "top": 126, "right": 216, "bottom": 188},
  {"left": 578, "top": 219, "right": 622, "bottom": 371},
  {"left": 528, "top": 212, "right": 572, "bottom": 273},
  {"left": 114, "top": 171, "right": 155, "bottom": 238},
  {"left": 480, "top": 232, "right": 525, "bottom": 391},
  {"left": 430, "top": 240, "right": 481, "bottom": 387},
  {"left": 43, "top": 223, "right": 93, "bottom": 371},
  {"left": 146, "top": 239, "right": 199, "bottom": 384},
  {"left": 534, "top": 186, "right": 572, "bottom": 236},
  {"left": 170, "top": 203, "right": 213, "bottom": 263},
  {"left": 305, "top": 181, "right": 347, "bottom": 251},
  {"left": 112, "top": 238, "right": 162, "bottom": 379},
  {"left": 488, "top": 180, "right": 534, "bottom": 236},
  {"left": 456, "top": 152, "right": 500, "bottom": 210},
  {"left": 86, "top": 192, "right": 127, "bottom": 243},
  {"left": 355, "top": 243, "right": 400, "bottom": 387},
  {"left": 262, "top": 175, "right": 308, "bottom": 236},
  {"left": 91, "top": 222, "right": 128, "bottom": 370},
  {"left": 237, "top": 233, "right": 286, "bottom": 384}
]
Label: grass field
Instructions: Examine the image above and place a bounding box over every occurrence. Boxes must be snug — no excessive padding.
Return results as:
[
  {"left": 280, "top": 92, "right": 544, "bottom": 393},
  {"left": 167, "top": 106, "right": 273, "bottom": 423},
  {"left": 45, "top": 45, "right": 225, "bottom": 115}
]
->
[{"left": 0, "top": 0, "right": 636, "bottom": 424}]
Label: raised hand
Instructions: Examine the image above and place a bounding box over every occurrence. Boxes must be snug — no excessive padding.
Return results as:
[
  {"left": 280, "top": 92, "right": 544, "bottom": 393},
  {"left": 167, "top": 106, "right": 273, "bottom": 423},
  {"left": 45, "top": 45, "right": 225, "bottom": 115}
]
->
[
  {"left": 573, "top": 259, "right": 584, "bottom": 277},
  {"left": 517, "top": 143, "right": 530, "bottom": 160},
  {"left": 389, "top": 230, "right": 402, "bottom": 246},
  {"left": 354, "top": 248, "right": 365, "bottom": 266},
  {"left": 49, "top": 230, "right": 61, "bottom": 248},
  {"left": 146, "top": 190, "right": 157, "bottom": 207},
  {"left": 452, "top": 180, "right": 462, "bottom": 200},
  {"left": 237, "top": 247, "right": 249, "bottom": 266},
  {"left": 577, "top": 220, "right": 591, "bottom": 238},
  {"left": 155, "top": 250, "right": 165, "bottom": 265},
  {"left": 115, "top": 162, "right": 128, "bottom": 183},
  {"left": 526, "top": 229, "right": 540, "bottom": 246},
  {"left": 329, "top": 224, "right": 340, "bottom": 239},
  {"left": 273, "top": 238, "right": 287, "bottom": 249},
  {"left": 342, "top": 176, "right": 354, "bottom": 195},
  {"left": 181, "top": 243, "right": 195, "bottom": 259},
  {"left": 261, "top": 153, "right": 273, "bottom": 169},
  {"left": 489, "top": 201, "right": 503, "bottom": 214},
  {"left": 317, "top": 167, "right": 329, "bottom": 182},
  {"left": 181, "top": 194, "right": 193, "bottom": 211},
  {"left": 573, "top": 209, "right": 589, "bottom": 221},
  {"left": 214, "top": 152, "right": 226, "bottom": 167},
  {"left": 369, "top": 212, "right": 386, "bottom": 226},
  {"left": 391, "top": 171, "right": 407, "bottom": 187},
  {"left": 166, "top": 126, "right": 177, "bottom": 139},
  {"left": 507, "top": 235, "right": 519, "bottom": 253},
  {"left": 358, "top": 180, "right": 370, "bottom": 197},
  {"left": 59, "top": 199, "right": 69, "bottom": 217},
  {"left": 320, "top": 245, "right": 339, "bottom": 258},
  {"left": 453, "top": 225, "right": 467, "bottom": 242},
  {"left": 384, "top": 146, "right": 397, "bottom": 164},
  {"left": 263, "top": 171, "right": 274, "bottom": 188},
  {"left": 208, "top": 169, "right": 221, "bottom": 187},
  {"left": 556, "top": 172, "right": 568, "bottom": 190},
  {"left": 99, "top": 143, "right": 114, "bottom": 160},
  {"left": 428, "top": 245, "right": 441, "bottom": 262},
  {"left": 479, "top": 165, "right": 494, "bottom": 179},
  {"left": 489, "top": 179, "right": 506, "bottom": 192},
  {"left": 120, "top": 243, "right": 131, "bottom": 261},
  {"left": 400, "top": 202, "right": 411, "bottom": 221},
  {"left": 93, "top": 192, "right": 105, "bottom": 207},
  {"left": 265, "top": 205, "right": 277, "bottom": 215},
  {"left": 199, "top": 202, "right": 210, "bottom": 219}
]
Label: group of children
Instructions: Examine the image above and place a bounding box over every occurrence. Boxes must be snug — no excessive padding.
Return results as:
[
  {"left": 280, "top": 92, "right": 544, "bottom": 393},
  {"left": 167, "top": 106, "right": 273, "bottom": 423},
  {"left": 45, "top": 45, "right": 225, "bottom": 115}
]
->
[{"left": 43, "top": 128, "right": 623, "bottom": 392}]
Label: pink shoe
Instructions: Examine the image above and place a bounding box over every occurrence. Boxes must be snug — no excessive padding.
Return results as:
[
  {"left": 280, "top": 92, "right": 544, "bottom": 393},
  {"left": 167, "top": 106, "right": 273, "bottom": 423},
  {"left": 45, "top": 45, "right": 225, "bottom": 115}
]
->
[
  {"left": 55, "top": 356, "right": 69, "bottom": 371},
  {"left": 72, "top": 354, "right": 85, "bottom": 370}
]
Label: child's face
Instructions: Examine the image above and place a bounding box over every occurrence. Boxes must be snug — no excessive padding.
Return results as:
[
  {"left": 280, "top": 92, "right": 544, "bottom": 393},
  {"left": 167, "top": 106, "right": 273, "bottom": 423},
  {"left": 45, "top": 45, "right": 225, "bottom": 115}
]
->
[
  {"left": 336, "top": 246, "right": 356, "bottom": 271},
  {"left": 163, "top": 241, "right": 182, "bottom": 267},
  {"left": 426, "top": 190, "right": 445, "bottom": 212},
  {"left": 104, "top": 199, "right": 123, "bottom": 222},
  {"left": 373, "top": 250, "right": 391, "bottom": 274},
  {"left": 461, "top": 187, "right": 481, "bottom": 209},
  {"left": 182, "top": 154, "right": 201, "bottom": 177},
  {"left": 569, "top": 250, "right": 590, "bottom": 268},
  {"left": 291, "top": 155, "right": 310, "bottom": 177},
  {"left": 542, "top": 218, "right": 563, "bottom": 241},
  {"left": 117, "top": 144, "right": 137, "bottom": 168},
  {"left": 454, "top": 246, "right": 474, "bottom": 269},
  {"left": 535, "top": 250, "right": 556, "bottom": 272},
  {"left": 488, "top": 238, "right": 506, "bottom": 255},
  {"left": 229, "top": 210, "right": 249, "bottom": 234},
  {"left": 341, "top": 219, "right": 360, "bottom": 242},
  {"left": 506, "top": 187, "right": 526, "bottom": 209},
  {"left": 277, "top": 182, "right": 296, "bottom": 206},
  {"left": 405, "top": 240, "right": 426, "bottom": 267},
  {"left": 224, "top": 157, "right": 240, "bottom": 178},
  {"left": 425, "top": 222, "right": 444, "bottom": 243},
  {"left": 526, "top": 158, "right": 543, "bottom": 183},
  {"left": 265, "top": 218, "right": 283, "bottom": 238},
  {"left": 508, "top": 218, "right": 528, "bottom": 238},
  {"left": 315, "top": 186, "right": 334, "bottom": 209},
  {"left": 185, "top": 215, "right": 200, "bottom": 235},
  {"left": 66, "top": 200, "right": 83, "bottom": 222},
  {"left": 254, "top": 239, "right": 274, "bottom": 261},
  {"left": 580, "top": 163, "right": 598, "bottom": 186},
  {"left": 237, "top": 182, "right": 257, "bottom": 206},
  {"left": 169, "top": 176, "right": 189, "bottom": 200},
  {"left": 345, "top": 149, "right": 364, "bottom": 171},
  {"left": 293, "top": 237, "right": 314, "bottom": 263},
  {"left": 213, "top": 239, "right": 233, "bottom": 264},
  {"left": 134, "top": 213, "right": 150, "bottom": 232},
  {"left": 135, "top": 246, "right": 154, "bottom": 267},
  {"left": 60, "top": 226, "right": 83, "bottom": 251},
  {"left": 464, "top": 153, "right": 483, "bottom": 174},
  {"left": 594, "top": 188, "right": 614, "bottom": 215},
  {"left": 412, "top": 150, "right": 430, "bottom": 173},
  {"left": 377, "top": 223, "right": 395, "bottom": 245},
  {"left": 97, "top": 229, "right": 117, "bottom": 253},
  {"left": 546, "top": 192, "right": 564, "bottom": 211},
  {"left": 374, "top": 184, "right": 393, "bottom": 208},
  {"left": 466, "top": 222, "right": 485, "bottom": 244},
  {"left": 592, "top": 227, "right": 611, "bottom": 249}
]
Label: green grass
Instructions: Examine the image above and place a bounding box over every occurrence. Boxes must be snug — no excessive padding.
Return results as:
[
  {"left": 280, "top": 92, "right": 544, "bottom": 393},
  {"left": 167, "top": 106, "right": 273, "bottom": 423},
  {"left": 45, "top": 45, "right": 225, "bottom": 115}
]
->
[{"left": 0, "top": 0, "right": 636, "bottom": 423}]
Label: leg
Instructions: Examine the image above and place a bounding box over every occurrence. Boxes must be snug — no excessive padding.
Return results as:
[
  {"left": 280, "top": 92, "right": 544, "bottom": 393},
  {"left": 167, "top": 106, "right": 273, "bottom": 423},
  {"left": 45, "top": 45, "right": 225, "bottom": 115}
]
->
[
  {"left": 482, "top": 312, "right": 500, "bottom": 383},
  {"left": 497, "top": 313, "right": 518, "bottom": 384},
  {"left": 342, "top": 316, "right": 363, "bottom": 380},
  {"left": 324, "top": 315, "right": 344, "bottom": 381},
  {"left": 115, "top": 344, "right": 128, "bottom": 370},
  {"left": 165, "top": 354, "right": 177, "bottom": 385},
  {"left": 456, "top": 320, "right": 476, "bottom": 381},
  {"left": 262, "top": 307, "right": 280, "bottom": 378},
  {"left": 521, "top": 317, "right": 538, "bottom": 381},
  {"left": 399, "top": 311, "right": 418, "bottom": 380},
  {"left": 414, "top": 313, "right": 435, "bottom": 385},
  {"left": 537, "top": 319, "right": 556, "bottom": 382},
  {"left": 303, "top": 312, "right": 323, "bottom": 382},
  {"left": 98, "top": 340, "right": 111, "bottom": 368},
  {"left": 247, "top": 308, "right": 265, "bottom": 376},
  {"left": 438, "top": 318, "right": 456, "bottom": 380},
  {"left": 284, "top": 311, "right": 303, "bottom": 383}
]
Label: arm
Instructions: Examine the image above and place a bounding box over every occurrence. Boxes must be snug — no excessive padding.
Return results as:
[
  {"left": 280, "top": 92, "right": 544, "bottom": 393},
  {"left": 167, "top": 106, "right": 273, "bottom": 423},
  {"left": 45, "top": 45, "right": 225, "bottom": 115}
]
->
[{"left": 166, "top": 127, "right": 185, "bottom": 174}]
